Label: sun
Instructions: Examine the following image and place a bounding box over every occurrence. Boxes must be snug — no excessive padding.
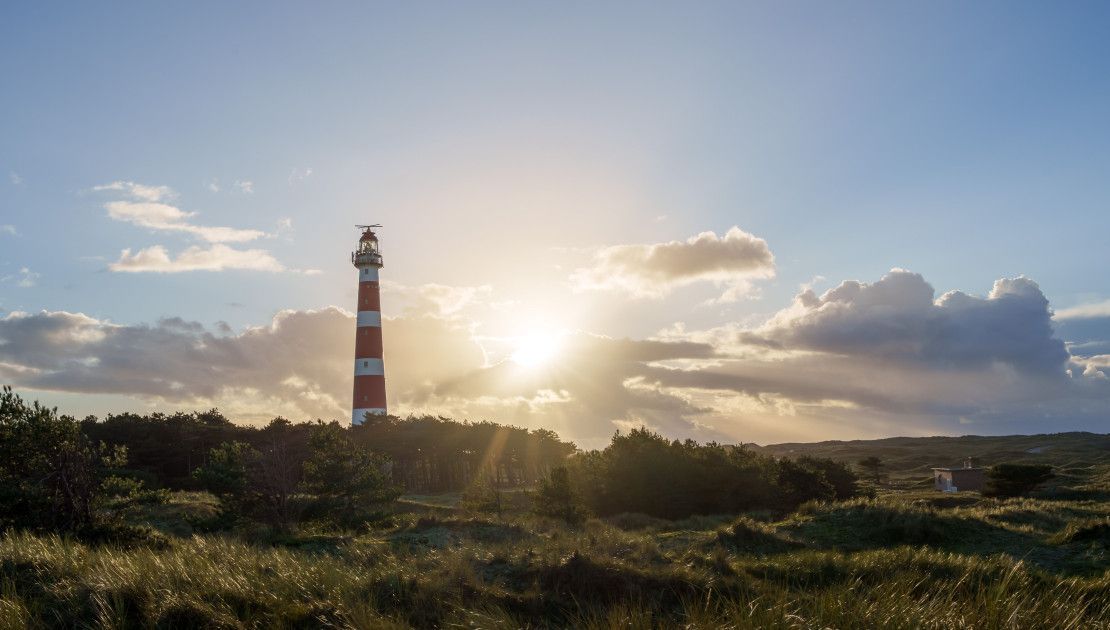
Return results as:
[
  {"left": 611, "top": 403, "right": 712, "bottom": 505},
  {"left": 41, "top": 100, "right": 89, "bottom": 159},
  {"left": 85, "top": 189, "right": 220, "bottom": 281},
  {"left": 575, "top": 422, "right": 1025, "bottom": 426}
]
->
[{"left": 510, "top": 331, "right": 563, "bottom": 368}]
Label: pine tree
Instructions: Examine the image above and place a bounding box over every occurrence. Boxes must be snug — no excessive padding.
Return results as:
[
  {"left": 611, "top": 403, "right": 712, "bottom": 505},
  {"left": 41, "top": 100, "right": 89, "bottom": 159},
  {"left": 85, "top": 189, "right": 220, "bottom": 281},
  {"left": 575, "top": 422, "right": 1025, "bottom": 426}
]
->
[
  {"left": 531, "top": 466, "right": 587, "bottom": 525},
  {"left": 857, "top": 456, "right": 885, "bottom": 484},
  {"left": 301, "top": 422, "right": 400, "bottom": 527},
  {"left": 461, "top": 474, "right": 503, "bottom": 517}
]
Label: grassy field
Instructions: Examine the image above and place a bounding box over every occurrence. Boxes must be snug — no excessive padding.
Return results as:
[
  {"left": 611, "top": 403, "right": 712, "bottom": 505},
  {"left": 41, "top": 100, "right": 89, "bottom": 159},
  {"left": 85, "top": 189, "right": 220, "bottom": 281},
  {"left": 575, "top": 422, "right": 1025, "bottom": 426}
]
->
[
  {"left": 2, "top": 464, "right": 1109, "bottom": 629},
  {"left": 757, "top": 431, "right": 1110, "bottom": 483}
]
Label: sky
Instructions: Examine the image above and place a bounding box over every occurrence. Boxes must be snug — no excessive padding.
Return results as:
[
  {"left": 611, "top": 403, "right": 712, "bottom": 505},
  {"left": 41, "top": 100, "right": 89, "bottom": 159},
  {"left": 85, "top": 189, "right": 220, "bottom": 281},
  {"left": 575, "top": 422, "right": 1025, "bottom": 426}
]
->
[{"left": 2, "top": 2, "right": 1109, "bottom": 447}]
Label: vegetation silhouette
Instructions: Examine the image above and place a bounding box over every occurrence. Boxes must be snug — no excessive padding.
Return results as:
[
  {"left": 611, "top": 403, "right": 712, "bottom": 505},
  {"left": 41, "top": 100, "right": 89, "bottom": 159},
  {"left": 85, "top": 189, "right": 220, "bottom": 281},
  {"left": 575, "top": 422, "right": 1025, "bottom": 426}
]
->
[{"left": 2, "top": 388, "right": 1109, "bottom": 627}]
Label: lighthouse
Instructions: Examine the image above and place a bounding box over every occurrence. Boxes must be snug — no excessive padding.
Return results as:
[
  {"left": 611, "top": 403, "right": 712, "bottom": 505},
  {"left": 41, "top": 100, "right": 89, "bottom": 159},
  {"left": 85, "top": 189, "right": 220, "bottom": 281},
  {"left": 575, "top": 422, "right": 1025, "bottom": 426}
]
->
[{"left": 351, "top": 225, "right": 387, "bottom": 425}]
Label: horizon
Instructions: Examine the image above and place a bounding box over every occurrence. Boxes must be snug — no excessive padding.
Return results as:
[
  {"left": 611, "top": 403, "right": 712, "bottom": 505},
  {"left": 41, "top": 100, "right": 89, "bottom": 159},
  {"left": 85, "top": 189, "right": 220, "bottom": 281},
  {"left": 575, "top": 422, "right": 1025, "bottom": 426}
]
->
[{"left": 3, "top": 2, "right": 1110, "bottom": 449}]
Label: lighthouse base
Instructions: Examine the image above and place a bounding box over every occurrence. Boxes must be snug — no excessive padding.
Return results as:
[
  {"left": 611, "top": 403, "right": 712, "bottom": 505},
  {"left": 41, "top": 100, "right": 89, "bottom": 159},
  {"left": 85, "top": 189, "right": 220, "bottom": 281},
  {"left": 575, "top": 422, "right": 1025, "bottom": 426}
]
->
[{"left": 352, "top": 408, "right": 387, "bottom": 425}]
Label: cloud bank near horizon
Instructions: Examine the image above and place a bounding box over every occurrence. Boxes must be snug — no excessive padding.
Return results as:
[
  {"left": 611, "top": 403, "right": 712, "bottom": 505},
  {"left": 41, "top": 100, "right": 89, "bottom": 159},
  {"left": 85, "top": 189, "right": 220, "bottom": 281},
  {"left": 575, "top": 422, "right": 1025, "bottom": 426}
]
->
[{"left": 2, "top": 270, "right": 1107, "bottom": 446}]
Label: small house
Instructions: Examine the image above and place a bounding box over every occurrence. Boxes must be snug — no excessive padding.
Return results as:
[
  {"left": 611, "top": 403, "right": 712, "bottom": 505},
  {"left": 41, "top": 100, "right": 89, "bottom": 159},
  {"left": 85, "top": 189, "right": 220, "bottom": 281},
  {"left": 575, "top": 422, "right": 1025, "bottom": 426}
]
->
[{"left": 932, "top": 459, "right": 985, "bottom": 492}]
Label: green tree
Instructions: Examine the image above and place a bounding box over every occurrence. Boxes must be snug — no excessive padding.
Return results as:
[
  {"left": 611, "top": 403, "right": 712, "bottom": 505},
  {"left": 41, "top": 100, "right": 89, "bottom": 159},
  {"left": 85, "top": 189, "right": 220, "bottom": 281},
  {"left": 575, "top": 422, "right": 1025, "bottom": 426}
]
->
[
  {"left": 532, "top": 466, "right": 587, "bottom": 525},
  {"left": 193, "top": 441, "right": 253, "bottom": 527},
  {"left": 983, "top": 463, "right": 1054, "bottom": 498},
  {"left": 461, "top": 475, "right": 503, "bottom": 517},
  {"left": 195, "top": 436, "right": 304, "bottom": 532},
  {"left": 857, "top": 456, "right": 885, "bottom": 484},
  {"left": 775, "top": 459, "right": 836, "bottom": 509},
  {"left": 301, "top": 422, "right": 400, "bottom": 527},
  {"left": 0, "top": 386, "right": 124, "bottom": 533},
  {"left": 797, "top": 456, "right": 858, "bottom": 500}
]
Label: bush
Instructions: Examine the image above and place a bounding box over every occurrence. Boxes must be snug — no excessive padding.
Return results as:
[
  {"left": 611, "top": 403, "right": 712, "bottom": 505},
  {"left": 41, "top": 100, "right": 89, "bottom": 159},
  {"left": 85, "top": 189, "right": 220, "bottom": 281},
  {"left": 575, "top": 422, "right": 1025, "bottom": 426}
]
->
[
  {"left": 301, "top": 422, "right": 401, "bottom": 528},
  {"left": 715, "top": 517, "right": 801, "bottom": 553},
  {"left": 77, "top": 522, "right": 170, "bottom": 549},
  {"left": 461, "top": 476, "right": 504, "bottom": 517},
  {"left": 797, "top": 457, "right": 858, "bottom": 500},
  {"left": 193, "top": 433, "right": 306, "bottom": 531},
  {"left": 605, "top": 512, "right": 668, "bottom": 531},
  {"left": 567, "top": 428, "right": 854, "bottom": 520},
  {"left": 1049, "top": 517, "right": 1110, "bottom": 545},
  {"left": 984, "top": 463, "right": 1054, "bottom": 498},
  {"left": 0, "top": 386, "right": 126, "bottom": 533},
  {"left": 532, "top": 466, "right": 588, "bottom": 525}
]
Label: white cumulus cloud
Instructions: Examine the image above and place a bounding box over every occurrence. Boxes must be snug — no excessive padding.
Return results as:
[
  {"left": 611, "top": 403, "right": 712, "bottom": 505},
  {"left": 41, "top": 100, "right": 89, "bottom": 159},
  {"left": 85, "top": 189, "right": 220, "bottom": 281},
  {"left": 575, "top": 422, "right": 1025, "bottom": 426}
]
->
[
  {"left": 110, "top": 244, "right": 286, "bottom": 273},
  {"left": 92, "top": 180, "right": 297, "bottom": 273},
  {"left": 2, "top": 267, "right": 40, "bottom": 288}
]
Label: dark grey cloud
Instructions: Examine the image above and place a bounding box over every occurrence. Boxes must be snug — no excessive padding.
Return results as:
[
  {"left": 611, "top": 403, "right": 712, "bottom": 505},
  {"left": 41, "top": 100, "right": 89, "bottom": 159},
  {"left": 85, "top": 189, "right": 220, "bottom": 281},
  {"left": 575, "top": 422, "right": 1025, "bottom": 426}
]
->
[
  {"left": 0, "top": 308, "right": 353, "bottom": 417},
  {"left": 761, "top": 270, "right": 1069, "bottom": 374}
]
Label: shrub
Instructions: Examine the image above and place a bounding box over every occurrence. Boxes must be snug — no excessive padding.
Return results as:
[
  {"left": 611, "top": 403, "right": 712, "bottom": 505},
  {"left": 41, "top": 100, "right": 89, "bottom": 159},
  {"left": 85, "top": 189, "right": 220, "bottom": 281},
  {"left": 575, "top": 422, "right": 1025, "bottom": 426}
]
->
[
  {"left": 984, "top": 463, "right": 1054, "bottom": 498},
  {"left": 605, "top": 513, "right": 668, "bottom": 531},
  {"left": 797, "top": 457, "right": 859, "bottom": 500},
  {"left": 567, "top": 428, "right": 853, "bottom": 519},
  {"left": 1049, "top": 517, "right": 1110, "bottom": 545},
  {"left": 715, "top": 517, "right": 801, "bottom": 553},
  {"left": 857, "top": 456, "right": 885, "bottom": 484},
  {"left": 77, "top": 522, "right": 170, "bottom": 549},
  {"left": 775, "top": 459, "right": 836, "bottom": 509},
  {"left": 532, "top": 466, "right": 588, "bottom": 525},
  {"left": 461, "top": 476, "right": 503, "bottom": 517},
  {"left": 0, "top": 386, "right": 126, "bottom": 533},
  {"left": 301, "top": 422, "right": 401, "bottom": 529}
]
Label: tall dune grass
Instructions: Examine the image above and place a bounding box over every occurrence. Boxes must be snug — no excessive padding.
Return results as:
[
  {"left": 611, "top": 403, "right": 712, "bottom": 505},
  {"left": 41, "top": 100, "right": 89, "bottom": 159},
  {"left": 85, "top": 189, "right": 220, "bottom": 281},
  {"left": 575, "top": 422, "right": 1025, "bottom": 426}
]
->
[{"left": 1, "top": 510, "right": 1107, "bottom": 629}]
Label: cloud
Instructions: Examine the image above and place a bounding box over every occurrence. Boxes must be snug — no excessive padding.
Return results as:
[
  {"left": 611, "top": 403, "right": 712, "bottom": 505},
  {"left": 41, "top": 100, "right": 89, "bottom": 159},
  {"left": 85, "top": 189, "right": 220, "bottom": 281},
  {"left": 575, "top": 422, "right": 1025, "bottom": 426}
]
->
[
  {"left": 95, "top": 181, "right": 267, "bottom": 243},
  {"left": 758, "top": 269, "right": 1069, "bottom": 373},
  {"left": 93, "top": 181, "right": 173, "bottom": 202},
  {"left": 570, "top": 227, "right": 774, "bottom": 301},
  {"left": 275, "top": 218, "right": 294, "bottom": 239},
  {"left": 9, "top": 172, "right": 23, "bottom": 185},
  {"left": 288, "top": 167, "right": 313, "bottom": 185},
  {"left": 109, "top": 244, "right": 286, "bottom": 273},
  {"left": 0, "top": 308, "right": 354, "bottom": 420},
  {"left": 0, "top": 303, "right": 506, "bottom": 424},
  {"left": 644, "top": 270, "right": 1110, "bottom": 438},
  {"left": 1056, "top": 299, "right": 1110, "bottom": 320},
  {"left": 4, "top": 272, "right": 1109, "bottom": 445},
  {"left": 382, "top": 281, "right": 492, "bottom": 318},
  {"left": 0, "top": 225, "right": 16, "bottom": 236},
  {"left": 104, "top": 201, "right": 266, "bottom": 243},
  {"left": 2, "top": 267, "right": 39, "bottom": 288},
  {"left": 92, "top": 180, "right": 296, "bottom": 274},
  {"left": 0, "top": 282, "right": 724, "bottom": 443},
  {"left": 235, "top": 180, "right": 254, "bottom": 194}
]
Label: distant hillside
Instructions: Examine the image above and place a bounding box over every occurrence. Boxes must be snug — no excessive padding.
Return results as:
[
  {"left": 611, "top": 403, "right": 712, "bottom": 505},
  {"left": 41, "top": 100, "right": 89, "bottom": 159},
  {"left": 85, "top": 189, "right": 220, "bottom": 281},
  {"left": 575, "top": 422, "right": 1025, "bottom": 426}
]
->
[{"left": 756, "top": 432, "right": 1110, "bottom": 479}]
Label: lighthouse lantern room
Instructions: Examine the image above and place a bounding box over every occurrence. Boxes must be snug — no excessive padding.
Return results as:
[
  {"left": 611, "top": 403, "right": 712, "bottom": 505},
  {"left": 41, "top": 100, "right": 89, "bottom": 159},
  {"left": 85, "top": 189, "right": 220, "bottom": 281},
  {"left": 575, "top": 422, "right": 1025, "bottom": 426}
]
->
[{"left": 351, "top": 224, "right": 387, "bottom": 425}]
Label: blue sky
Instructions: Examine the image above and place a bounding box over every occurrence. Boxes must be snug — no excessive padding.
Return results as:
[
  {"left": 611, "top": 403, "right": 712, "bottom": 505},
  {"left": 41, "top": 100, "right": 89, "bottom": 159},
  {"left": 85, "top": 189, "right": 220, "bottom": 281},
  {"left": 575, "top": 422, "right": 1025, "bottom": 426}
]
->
[{"left": 2, "top": 3, "right": 1109, "bottom": 444}]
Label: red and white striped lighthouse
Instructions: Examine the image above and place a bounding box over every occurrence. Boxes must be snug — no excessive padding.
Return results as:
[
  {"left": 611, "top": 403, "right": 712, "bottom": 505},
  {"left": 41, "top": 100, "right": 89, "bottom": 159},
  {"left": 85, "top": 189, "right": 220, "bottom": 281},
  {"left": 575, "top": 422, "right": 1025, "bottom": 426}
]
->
[{"left": 351, "top": 225, "right": 386, "bottom": 425}]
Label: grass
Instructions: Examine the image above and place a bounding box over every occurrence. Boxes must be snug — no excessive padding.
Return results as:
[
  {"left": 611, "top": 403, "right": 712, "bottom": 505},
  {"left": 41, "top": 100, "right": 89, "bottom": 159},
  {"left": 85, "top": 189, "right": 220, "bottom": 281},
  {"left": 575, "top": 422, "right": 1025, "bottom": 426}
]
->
[
  {"left": 2, "top": 468, "right": 1109, "bottom": 628},
  {"left": 756, "top": 431, "right": 1110, "bottom": 481}
]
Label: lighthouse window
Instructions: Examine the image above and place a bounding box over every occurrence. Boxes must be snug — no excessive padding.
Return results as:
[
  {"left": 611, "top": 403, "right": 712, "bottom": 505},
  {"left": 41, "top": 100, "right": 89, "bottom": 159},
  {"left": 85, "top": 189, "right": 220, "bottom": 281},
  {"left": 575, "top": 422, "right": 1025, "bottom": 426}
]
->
[
  {"left": 363, "top": 396, "right": 368, "bottom": 402},
  {"left": 363, "top": 361, "right": 369, "bottom": 367}
]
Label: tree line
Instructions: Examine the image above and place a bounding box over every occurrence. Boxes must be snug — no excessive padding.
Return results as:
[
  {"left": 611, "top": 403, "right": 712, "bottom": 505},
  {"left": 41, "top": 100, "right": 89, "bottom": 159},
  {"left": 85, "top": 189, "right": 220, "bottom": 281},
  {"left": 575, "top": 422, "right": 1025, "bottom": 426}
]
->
[
  {"left": 79, "top": 409, "right": 576, "bottom": 492},
  {"left": 2, "top": 386, "right": 1058, "bottom": 540}
]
